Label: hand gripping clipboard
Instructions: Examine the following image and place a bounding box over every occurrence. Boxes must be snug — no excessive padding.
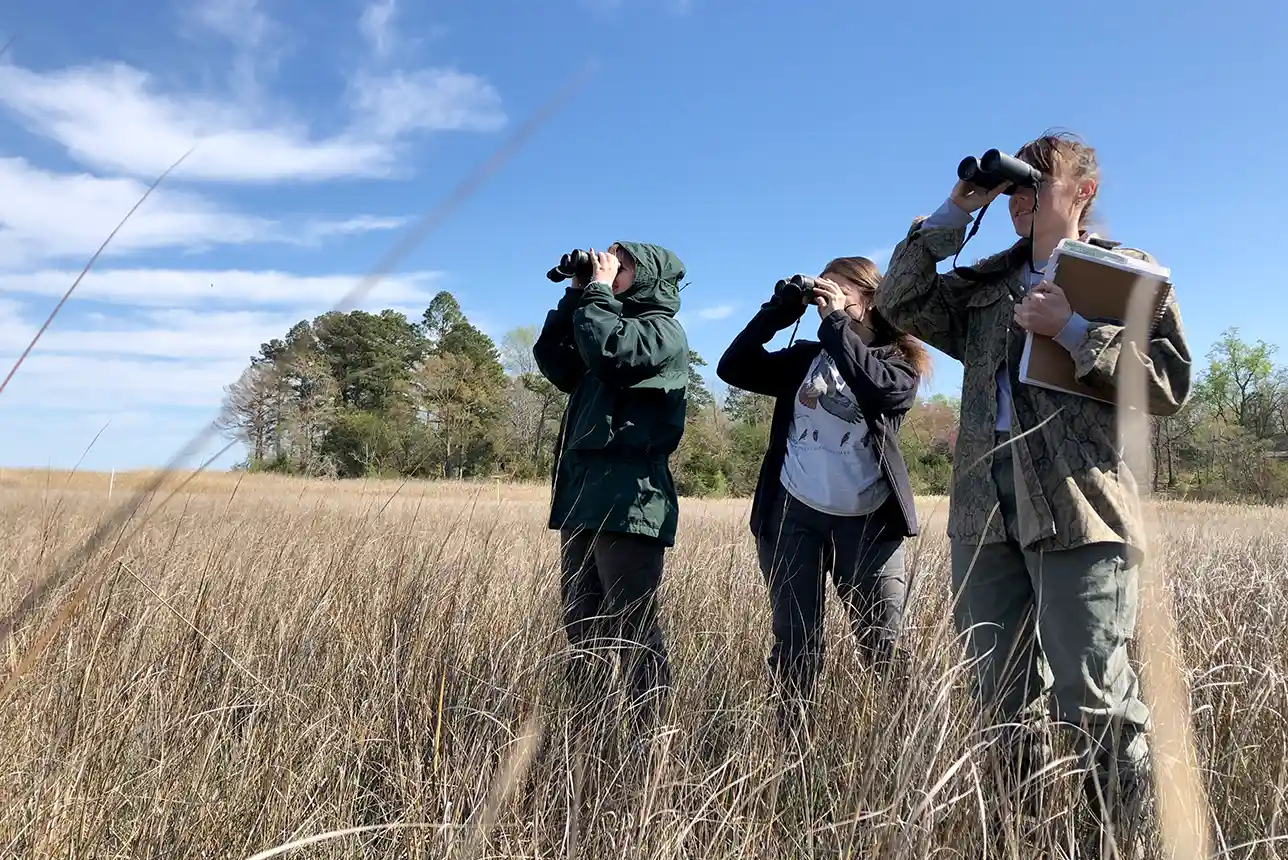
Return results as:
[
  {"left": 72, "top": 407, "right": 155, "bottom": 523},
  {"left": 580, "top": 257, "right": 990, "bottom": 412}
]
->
[{"left": 1018, "top": 238, "right": 1173, "bottom": 405}]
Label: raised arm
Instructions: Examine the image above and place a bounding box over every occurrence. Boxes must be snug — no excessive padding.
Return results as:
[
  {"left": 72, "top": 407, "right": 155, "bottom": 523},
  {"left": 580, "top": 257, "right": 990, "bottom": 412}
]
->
[
  {"left": 532, "top": 287, "right": 586, "bottom": 394},
  {"left": 716, "top": 295, "right": 815, "bottom": 397},
  {"left": 571, "top": 281, "right": 686, "bottom": 388},
  {"left": 816, "top": 311, "right": 920, "bottom": 417},
  {"left": 1051, "top": 252, "right": 1193, "bottom": 416},
  {"left": 874, "top": 199, "right": 981, "bottom": 363}
]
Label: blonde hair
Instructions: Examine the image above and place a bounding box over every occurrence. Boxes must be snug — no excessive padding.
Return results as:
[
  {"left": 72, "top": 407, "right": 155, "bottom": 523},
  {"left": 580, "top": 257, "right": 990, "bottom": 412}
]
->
[{"left": 1015, "top": 130, "right": 1100, "bottom": 230}]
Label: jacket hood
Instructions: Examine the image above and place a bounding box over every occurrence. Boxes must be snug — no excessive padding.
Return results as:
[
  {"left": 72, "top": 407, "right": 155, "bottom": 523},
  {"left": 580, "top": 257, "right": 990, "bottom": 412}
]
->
[{"left": 612, "top": 241, "right": 684, "bottom": 317}]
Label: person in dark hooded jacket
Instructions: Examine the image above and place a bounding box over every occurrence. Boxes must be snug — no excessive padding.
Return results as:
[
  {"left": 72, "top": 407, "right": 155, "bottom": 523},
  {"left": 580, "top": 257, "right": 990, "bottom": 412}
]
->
[{"left": 532, "top": 241, "right": 689, "bottom": 728}]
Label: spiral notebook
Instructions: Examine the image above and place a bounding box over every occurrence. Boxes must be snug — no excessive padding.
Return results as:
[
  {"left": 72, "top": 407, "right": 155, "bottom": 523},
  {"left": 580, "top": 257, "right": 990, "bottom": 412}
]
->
[{"left": 1018, "top": 238, "right": 1173, "bottom": 405}]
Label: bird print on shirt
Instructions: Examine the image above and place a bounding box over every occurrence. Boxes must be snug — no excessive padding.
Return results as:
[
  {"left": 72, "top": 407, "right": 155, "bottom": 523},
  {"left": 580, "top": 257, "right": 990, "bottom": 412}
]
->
[{"left": 795, "top": 358, "right": 872, "bottom": 449}]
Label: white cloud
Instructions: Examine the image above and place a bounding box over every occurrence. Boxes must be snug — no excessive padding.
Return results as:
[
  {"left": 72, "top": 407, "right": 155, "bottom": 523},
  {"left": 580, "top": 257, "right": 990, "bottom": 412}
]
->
[
  {"left": 190, "top": 0, "right": 277, "bottom": 48},
  {"left": 1, "top": 353, "right": 247, "bottom": 410},
  {"left": 0, "top": 285, "right": 442, "bottom": 413},
  {"left": 0, "top": 63, "right": 391, "bottom": 183},
  {"left": 361, "top": 0, "right": 399, "bottom": 60},
  {"left": 0, "top": 280, "right": 478, "bottom": 467},
  {"left": 0, "top": 157, "right": 405, "bottom": 270},
  {"left": 865, "top": 246, "right": 895, "bottom": 271},
  {"left": 348, "top": 69, "right": 505, "bottom": 138},
  {"left": 0, "top": 299, "right": 249, "bottom": 411},
  {"left": 2, "top": 267, "right": 443, "bottom": 308},
  {"left": 0, "top": 298, "right": 29, "bottom": 344},
  {"left": 0, "top": 9, "right": 512, "bottom": 470},
  {"left": 182, "top": 0, "right": 288, "bottom": 105},
  {"left": 14, "top": 308, "right": 320, "bottom": 361},
  {"left": 295, "top": 215, "right": 411, "bottom": 241},
  {"left": 0, "top": 155, "right": 266, "bottom": 268},
  {"left": 0, "top": 54, "right": 505, "bottom": 184},
  {"left": 695, "top": 304, "right": 734, "bottom": 321},
  {"left": 678, "top": 303, "right": 736, "bottom": 327}
]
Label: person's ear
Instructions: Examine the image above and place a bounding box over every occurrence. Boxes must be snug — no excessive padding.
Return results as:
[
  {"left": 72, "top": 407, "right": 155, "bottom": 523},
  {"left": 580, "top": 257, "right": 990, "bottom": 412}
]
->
[{"left": 1076, "top": 177, "right": 1097, "bottom": 205}]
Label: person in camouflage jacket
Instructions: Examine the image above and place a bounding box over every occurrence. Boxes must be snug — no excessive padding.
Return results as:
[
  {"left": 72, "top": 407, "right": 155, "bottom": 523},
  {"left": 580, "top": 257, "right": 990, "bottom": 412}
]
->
[{"left": 875, "top": 132, "right": 1192, "bottom": 857}]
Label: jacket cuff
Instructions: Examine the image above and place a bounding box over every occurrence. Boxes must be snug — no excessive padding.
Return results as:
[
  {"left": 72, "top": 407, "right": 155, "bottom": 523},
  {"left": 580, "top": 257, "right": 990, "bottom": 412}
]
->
[
  {"left": 555, "top": 286, "right": 582, "bottom": 310},
  {"left": 1053, "top": 311, "right": 1091, "bottom": 352},
  {"left": 817, "top": 309, "right": 850, "bottom": 344},
  {"left": 906, "top": 211, "right": 969, "bottom": 261},
  {"left": 579, "top": 280, "right": 622, "bottom": 310},
  {"left": 920, "top": 197, "right": 974, "bottom": 231},
  {"left": 756, "top": 297, "right": 807, "bottom": 328}
]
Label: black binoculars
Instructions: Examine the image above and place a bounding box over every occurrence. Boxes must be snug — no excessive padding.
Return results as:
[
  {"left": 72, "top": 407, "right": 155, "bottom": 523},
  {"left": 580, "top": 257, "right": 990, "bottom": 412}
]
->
[
  {"left": 546, "top": 249, "right": 595, "bottom": 283},
  {"left": 957, "top": 149, "right": 1043, "bottom": 194},
  {"left": 774, "top": 274, "right": 818, "bottom": 305}
]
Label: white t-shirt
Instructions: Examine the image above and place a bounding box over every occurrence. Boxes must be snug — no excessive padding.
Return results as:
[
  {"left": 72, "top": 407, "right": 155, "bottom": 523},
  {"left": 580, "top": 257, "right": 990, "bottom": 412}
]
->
[{"left": 779, "top": 350, "right": 891, "bottom": 517}]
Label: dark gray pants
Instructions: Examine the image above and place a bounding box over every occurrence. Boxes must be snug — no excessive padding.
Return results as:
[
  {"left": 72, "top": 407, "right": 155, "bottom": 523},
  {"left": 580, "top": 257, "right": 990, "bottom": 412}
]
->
[
  {"left": 755, "top": 490, "right": 908, "bottom": 707},
  {"left": 558, "top": 528, "right": 671, "bottom": 724},
  {"left": 950, "top": 434, "right": 1153, "bottom": 846}
]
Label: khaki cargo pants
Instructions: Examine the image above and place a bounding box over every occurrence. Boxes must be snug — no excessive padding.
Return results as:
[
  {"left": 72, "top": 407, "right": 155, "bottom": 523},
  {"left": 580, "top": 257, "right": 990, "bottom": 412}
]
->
[{"left": 949, "top": 433, "right": 1153, "bottom": 842}]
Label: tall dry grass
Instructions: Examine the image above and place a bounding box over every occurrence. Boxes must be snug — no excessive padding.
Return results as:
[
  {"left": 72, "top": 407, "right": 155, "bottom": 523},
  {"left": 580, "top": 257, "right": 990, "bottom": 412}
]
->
[{"left": 1, "top": 472, "right": 1285, "bottom": 858}]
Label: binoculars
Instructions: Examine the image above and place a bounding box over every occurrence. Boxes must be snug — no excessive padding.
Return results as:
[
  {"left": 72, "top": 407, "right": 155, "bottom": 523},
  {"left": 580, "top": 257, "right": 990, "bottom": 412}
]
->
[
  {"left": 774, "top": 274, "right": 818, "bottom": 305},
  {"left": 546, "top": 249, "right": 595, "bottom": 283},
  {"left": 957, "top": 149, "right": 1043, "bottom": 194}
]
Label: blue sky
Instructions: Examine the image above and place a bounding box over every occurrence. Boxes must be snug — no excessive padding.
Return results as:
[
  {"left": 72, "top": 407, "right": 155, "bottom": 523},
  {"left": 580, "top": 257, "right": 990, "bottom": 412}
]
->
[{"left": 0, "top": 0, "right": 1283, "bottom": 471}]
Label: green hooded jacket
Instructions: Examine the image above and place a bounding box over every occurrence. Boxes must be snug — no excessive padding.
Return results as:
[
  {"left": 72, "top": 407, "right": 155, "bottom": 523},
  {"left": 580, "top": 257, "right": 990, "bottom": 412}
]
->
[{"left": 532, "top": 241, "right": 690, "bottom": 546}]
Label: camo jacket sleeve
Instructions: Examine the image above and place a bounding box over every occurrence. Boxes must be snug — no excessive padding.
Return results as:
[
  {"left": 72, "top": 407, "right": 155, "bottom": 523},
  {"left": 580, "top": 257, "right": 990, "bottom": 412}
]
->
[
  {"left": 1066, "top": 248, "right": 1194, "bottom": 417},
  {"left": 874, "top": 214, "right": 972, "bottom": 362}
]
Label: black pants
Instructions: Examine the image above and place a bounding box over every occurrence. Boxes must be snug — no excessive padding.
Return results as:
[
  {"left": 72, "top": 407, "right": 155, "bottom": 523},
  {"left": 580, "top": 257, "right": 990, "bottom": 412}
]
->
[
  {"left": 755, "top": 491, "right": 908, "bottom": 708},
  {"left": 558, "top": 528, "right": 671, "bottom": 724}
]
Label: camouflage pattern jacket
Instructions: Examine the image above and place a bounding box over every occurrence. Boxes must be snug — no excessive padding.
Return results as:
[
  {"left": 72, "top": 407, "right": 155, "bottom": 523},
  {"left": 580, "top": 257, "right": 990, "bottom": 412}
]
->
[{"left": 875, "top": 216, "right": 1193, "bottom": 559}]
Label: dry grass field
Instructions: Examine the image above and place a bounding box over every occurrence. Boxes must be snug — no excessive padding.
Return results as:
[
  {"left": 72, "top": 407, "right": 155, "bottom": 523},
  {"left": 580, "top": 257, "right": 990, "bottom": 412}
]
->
[{"left": 1, "top": 468, "right": 1286, "bottom": 858}]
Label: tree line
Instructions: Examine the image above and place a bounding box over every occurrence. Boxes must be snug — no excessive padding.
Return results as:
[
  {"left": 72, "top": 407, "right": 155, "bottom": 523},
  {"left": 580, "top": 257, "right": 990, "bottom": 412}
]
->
[{"left": 217, "top": 291, "right": 1288, "bottom": 504}]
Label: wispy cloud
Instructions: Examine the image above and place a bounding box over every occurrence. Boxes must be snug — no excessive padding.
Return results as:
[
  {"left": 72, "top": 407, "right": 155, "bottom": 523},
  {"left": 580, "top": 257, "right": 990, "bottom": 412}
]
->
[
  {"left": 865, "top": 246, "right": 895, "bottom": 271},
  {"left": 2, "top": 268, "right": 443, "bottom": 308},
  {"left": 360, "top": 0, "right": 399, "bottom": 60},
  {"left": 695, "top": 304, "right": 734, "bottom": 321},
  {"left": 0, "top": 155, "right": 266, "bottom": 267},
  {"left": 0, "top": 290, "right": 442, "bottom": 410},
  {"left": 1, "top": 354, "right": 252, "bottom": 410},
  {"left": 182, "top": 0, "right": 289, "bottom": 105},
  {"left": 678, "top": 303, "right": 736, "bottom": 328},
  {"left": 296, "top": 215, "right": 412, "bottom": 242},
  {"left": 0, "top": 293, "right": 251, "bottom": 409},
  {"left": 0, "top": 5, "right": 509, "bottom": 469},
  {"left": 350, "top": 0, "right": 500, "bottom": 144},
  {"left": 347, "top": 68, "right": 505, "bottom": 138},
  {"left": 0, "top": 55, "right": 505, "bottom": 183},
  {"left": 189, "top": 0, "right": 278, "bottom": 49},
  {"left": 5, "top": 308, "right": 307, "bottom": 362},
  {"left": 0, "top": 157, "right": 405, "bottom": 270},
  {"left": 0, "top": 63, "right": 386, "bottom": 182}
]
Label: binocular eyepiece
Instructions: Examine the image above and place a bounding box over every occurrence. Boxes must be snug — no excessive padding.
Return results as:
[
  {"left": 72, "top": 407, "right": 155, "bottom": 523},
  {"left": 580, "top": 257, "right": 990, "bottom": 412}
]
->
[
  {"left": 546, "top": 249, "right": 595, "bottom": 283},
  {"left": 774, "top": 273, "right": 817, "bottom": 304},
  {"left": 957, "top": 148, "right": 1043, "bottom": 194}
]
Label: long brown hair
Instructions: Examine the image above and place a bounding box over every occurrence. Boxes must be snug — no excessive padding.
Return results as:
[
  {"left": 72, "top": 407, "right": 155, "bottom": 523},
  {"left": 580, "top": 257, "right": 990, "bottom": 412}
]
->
[{"left": 820, "top": 256, "right": 933, "bottom": 380}]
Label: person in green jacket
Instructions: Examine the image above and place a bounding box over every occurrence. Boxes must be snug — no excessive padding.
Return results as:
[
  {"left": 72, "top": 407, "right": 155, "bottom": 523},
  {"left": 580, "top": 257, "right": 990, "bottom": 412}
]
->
[{"left": 532, "top": 241, "right": 689, "bottom": 730}]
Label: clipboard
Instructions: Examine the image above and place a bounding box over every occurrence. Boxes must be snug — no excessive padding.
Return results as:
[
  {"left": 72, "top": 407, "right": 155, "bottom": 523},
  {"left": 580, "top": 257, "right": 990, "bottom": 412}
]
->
[{"left": 1017, "top": 238, "right": 1172, "bottom": 405}]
